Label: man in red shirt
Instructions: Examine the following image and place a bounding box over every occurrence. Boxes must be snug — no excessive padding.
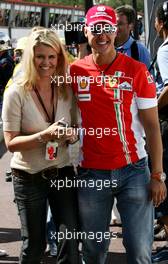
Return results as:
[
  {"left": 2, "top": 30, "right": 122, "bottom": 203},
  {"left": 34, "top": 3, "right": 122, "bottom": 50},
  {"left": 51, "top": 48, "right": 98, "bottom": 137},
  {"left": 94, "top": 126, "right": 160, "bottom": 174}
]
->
[{"left": 70, "top": 5, "right": 166, "bottom": 264}]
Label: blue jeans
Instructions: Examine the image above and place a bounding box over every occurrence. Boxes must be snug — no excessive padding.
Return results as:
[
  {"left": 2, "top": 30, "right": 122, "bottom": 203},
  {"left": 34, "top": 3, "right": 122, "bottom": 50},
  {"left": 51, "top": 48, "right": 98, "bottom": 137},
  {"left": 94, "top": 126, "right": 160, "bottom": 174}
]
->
[
  {"left": 47, "top": 205, "right": 56, "bottom": 245},
  {"left": 77, "top": 158, "right": 154, "bottom": 264},
  {"left": 12, "top": 166, "right": 80, "bottom": 264}
]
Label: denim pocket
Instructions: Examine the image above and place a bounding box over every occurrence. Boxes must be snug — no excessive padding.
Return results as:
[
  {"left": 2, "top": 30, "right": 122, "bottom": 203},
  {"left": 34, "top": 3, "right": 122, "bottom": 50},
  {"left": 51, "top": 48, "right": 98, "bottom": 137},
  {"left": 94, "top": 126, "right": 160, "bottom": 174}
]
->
[
  {"left": 129, "top": 157, "right": 147, "bottom": 170},
  {"left": 13, "top": 175, "right": 29, "bottom": 184},
  {"left": 77, "top": 167, "right": 90, "bottom": 178}
]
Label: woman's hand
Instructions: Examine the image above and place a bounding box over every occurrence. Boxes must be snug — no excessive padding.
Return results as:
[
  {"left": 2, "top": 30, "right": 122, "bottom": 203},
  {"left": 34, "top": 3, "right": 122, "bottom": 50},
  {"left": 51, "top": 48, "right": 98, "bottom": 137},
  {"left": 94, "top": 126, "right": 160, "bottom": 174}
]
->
[
  {"left": 63, "top": 127, "right": 79, "bottom": 144},
  {"left": 44, "top": 125, "right": 79, "bottom": 144},
  {"left": 4, "top": 120, "right": 80, "bottom": 153},
  {"left": 40, "top": 121, "right": 67, "bottom": 142}
]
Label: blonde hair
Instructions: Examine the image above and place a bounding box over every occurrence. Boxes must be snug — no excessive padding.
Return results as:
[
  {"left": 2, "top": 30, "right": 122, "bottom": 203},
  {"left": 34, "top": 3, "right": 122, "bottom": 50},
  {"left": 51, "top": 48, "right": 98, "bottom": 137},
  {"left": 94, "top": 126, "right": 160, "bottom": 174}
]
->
[{"left": 19, "top": 28, "right": 69, "bottom": 99}]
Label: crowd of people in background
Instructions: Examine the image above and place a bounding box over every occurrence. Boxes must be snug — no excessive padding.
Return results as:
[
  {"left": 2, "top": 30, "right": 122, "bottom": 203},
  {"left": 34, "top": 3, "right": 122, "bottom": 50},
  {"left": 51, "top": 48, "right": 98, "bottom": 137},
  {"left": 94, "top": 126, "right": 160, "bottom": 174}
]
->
[{"left": 0, "top": 2, "right": 168, "bottom": 264}]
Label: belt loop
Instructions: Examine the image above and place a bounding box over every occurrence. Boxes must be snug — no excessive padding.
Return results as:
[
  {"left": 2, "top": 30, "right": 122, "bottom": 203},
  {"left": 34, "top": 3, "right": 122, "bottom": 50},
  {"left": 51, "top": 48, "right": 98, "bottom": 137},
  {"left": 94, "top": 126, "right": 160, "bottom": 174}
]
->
[
  {"left": 41, "top": 170, "right": 47, "bottom": 180},
  {"left": 41, "top": 167, "right": 59, "bottom": 180},
  {"left": 56, "top": 168, "right": 59, "bottom": 178}
]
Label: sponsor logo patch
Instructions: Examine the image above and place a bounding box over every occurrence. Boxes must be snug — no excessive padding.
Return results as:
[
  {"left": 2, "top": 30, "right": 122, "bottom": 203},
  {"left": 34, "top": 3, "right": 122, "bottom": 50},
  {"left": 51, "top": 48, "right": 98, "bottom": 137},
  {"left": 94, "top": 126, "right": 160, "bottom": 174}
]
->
[
  {"left": 109, "top": 76, "right": 118, "bottom": 88},
  {"left": 104, "top": 76, "right": 119, "bottom": 90},
  {"left": 78, "top": 77, "right": 90, "bottom": 92},
  {"left": 145, "top": 71, "right": 154, "bottom": 84},
  {"left": 118, "top": 77, "right": 133, "bottom": 91},
  {"left": 78, "top": 94, "right": 91, "bottom": 101},
  {"left": 97, "top": 6, "right": 106, "bottom": 11}
]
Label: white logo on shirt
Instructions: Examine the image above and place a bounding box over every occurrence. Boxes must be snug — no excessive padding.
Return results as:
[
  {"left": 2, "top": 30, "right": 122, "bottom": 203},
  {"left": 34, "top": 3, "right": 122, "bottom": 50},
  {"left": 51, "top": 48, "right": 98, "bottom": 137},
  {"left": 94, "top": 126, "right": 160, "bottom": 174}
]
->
[{"left": 119, "top": 81, "right": 132, "bottom": 91}]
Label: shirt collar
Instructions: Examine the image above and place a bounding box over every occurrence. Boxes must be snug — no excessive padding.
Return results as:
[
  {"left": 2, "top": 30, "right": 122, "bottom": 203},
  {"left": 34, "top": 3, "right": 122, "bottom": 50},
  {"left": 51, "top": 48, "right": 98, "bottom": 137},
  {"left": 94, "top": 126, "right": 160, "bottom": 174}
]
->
[{"left": 116, "top": 36, "right": 134, "bottom": 50}]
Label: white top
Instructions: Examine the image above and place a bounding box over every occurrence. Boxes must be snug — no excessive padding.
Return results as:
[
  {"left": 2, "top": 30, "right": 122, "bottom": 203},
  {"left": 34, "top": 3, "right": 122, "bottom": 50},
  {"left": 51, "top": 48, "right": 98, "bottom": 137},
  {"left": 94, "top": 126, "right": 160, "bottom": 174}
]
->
[
  {"left": 2, "top": 83, "right": 74, "bottom": 173},
  {"left": 157, "top": 36, "right": 168, "bottom": 86}
]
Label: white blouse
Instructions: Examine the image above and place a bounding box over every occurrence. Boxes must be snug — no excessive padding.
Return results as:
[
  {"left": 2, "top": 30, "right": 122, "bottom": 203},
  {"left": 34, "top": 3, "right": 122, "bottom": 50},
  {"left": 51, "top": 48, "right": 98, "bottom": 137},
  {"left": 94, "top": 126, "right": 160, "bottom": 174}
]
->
[{"left": 2, "top": 84, "right": 76, "bottom": 173}]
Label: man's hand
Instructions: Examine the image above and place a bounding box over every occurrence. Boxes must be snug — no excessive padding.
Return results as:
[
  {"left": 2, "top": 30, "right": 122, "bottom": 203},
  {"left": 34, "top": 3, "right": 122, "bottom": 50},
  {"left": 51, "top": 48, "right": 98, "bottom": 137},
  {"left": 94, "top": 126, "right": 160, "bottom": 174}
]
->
[{"left": 149, "top": 178, "right": 167, "bottom": 207}]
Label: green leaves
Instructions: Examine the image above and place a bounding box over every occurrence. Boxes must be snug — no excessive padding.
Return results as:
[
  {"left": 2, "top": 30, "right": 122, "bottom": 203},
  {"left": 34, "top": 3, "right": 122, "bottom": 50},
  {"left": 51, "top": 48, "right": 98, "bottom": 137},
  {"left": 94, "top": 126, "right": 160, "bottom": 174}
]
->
[{"left": 24, "top": 0, "right": 144, "bottom": 12}]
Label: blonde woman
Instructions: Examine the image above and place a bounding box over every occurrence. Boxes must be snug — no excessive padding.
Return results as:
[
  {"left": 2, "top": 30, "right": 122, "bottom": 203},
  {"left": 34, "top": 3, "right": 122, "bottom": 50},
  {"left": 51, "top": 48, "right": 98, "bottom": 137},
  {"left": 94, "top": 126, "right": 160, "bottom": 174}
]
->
[{"left": 2, "top": 29, "right": 80, "bottom": 264}]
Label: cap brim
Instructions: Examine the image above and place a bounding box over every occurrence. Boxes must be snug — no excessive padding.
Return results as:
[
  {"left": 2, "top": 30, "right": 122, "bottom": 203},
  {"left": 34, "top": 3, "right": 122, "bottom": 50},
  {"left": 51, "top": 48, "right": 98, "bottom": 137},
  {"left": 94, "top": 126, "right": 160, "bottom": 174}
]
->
[{"left": 87, "top": 19, "right": 116, "bottom": 26}]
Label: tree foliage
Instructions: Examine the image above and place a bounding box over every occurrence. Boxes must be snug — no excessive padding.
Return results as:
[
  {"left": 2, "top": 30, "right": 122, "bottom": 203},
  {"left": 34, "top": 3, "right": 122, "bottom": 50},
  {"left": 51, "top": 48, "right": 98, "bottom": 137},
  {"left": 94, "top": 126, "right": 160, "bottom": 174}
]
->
[
  {"left": 104, "top": 0, "right": 144, "bottom": 12},
  {"left": 25, "top": 0, "right": 144, "bottom": 12}
]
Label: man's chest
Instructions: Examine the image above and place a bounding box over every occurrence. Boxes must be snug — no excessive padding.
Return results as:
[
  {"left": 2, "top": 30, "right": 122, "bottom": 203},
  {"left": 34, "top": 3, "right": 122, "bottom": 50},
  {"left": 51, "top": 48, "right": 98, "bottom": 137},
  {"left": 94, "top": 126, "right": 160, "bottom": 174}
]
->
[{"left": 73, "top": 72, "right": 134, "bottom": 107}]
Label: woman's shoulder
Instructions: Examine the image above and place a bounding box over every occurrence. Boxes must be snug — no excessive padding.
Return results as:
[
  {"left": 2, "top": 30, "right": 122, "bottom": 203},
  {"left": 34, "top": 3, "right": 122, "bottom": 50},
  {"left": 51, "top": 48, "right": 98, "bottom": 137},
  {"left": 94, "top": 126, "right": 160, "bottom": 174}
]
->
[
  {"left": 4, "top": 83, "right": 25, "bottom": 97},
  {"left": 158, "top": 41, "right": 168, "bottom": 54},
  {"left": 157, "top": 43, "right": 168, "bottom": 66},
  {"left": 3, "top": 82, "right": 27, "bottom": 105}
]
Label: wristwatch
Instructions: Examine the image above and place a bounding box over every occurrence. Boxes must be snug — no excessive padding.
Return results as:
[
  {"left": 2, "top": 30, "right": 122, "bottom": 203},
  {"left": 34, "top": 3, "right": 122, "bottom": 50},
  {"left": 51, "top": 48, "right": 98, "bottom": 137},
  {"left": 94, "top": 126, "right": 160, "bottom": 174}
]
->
[{"left": 151, "top": 172, "right": 166, "bottom": 182}]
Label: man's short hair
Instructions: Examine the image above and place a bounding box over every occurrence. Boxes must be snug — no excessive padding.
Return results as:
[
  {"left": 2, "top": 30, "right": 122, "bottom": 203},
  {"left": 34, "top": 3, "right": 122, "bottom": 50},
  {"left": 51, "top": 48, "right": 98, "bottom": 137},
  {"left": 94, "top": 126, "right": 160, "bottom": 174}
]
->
[{"left": 116, "top": 5, "right": 136, "bottom": 25}]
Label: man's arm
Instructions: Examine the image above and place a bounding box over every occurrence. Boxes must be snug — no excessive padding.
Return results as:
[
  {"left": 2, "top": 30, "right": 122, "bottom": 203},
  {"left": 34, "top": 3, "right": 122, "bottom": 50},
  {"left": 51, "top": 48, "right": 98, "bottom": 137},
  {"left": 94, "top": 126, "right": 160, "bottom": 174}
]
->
[
  {"left": 138, "top": 42, "right": 151, "bottom": 69},
  {"left": 139, "top": 106, "right": 167, "bottom": 207}
]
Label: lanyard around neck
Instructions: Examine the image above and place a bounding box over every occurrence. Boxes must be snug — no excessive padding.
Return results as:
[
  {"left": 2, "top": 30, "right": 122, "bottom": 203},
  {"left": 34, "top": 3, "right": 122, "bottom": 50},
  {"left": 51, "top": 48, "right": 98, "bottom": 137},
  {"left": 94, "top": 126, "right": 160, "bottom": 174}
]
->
[
  {"left": 92, "top": 53, "right": 118, "bottom": 77},
  {"left": 92, "top": 53, "right": 118, "bottom": 85},
  {"left": 34, "top": 86, "right": 55, "bottom": 123}
]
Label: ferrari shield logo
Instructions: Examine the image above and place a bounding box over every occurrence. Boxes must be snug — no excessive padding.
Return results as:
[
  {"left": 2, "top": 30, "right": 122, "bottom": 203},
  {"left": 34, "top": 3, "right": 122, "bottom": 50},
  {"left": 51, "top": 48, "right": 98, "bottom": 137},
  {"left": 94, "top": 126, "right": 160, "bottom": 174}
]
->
[{"left": 108, "top": 76, "right": 118, "bottom": 88}]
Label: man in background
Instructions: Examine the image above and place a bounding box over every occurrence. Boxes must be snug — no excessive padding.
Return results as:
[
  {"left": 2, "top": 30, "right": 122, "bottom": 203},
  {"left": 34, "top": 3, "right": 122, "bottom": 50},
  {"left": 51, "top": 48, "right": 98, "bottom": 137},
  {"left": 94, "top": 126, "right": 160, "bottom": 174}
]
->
[{"left": 115, "top": 5, "right": 151, "bottom": 68}]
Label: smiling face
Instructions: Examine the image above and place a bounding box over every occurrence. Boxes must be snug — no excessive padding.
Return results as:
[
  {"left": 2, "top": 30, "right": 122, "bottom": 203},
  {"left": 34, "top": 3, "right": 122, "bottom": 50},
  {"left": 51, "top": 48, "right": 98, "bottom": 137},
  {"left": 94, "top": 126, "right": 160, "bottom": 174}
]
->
[
  {"left": 84, "top": 22, "right": 116, "bottom": 56},
  {"left": 34, "top": 43, "right": 58, "bottom": 79}
]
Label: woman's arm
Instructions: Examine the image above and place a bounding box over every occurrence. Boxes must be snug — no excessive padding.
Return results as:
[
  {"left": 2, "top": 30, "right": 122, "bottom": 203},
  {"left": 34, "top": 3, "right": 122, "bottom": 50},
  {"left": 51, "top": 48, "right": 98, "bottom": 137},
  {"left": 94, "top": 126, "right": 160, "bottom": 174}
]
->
[
  {"left": 3, "top": 122, "right": 68, "bottom": 152},
  {"left": 4, "top": 121, "right": 72, "bottom": 152}
]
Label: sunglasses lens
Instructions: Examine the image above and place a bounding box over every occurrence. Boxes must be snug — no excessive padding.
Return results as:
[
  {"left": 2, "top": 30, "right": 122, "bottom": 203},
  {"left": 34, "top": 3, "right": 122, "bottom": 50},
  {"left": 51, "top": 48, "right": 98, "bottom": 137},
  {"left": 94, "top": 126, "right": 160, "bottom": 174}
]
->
[
  {"left": 103, "top": 25, "right": 117, "bottom": 33},
  {"left": 0, "top": 40, "right": 5, "bottom": 44},
  {"left": 111, "top": 26, "right": 117, "bottom": 32},
  {"left": 88, "top": 24, "right": 116, "bottom": 35},
  {"left": 92, "top": 26, "right": 102, "bottom": 35}
]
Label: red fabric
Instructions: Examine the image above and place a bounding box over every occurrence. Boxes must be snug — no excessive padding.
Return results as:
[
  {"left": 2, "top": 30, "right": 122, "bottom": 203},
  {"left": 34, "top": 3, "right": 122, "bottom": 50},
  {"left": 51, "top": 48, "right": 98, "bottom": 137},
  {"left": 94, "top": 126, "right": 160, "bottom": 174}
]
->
[
  {"left": 85, "top": 5, "right": 117, "bottom": 26},
  {"left": 70, "top": 53, "right": 157, "bottom": 169}
]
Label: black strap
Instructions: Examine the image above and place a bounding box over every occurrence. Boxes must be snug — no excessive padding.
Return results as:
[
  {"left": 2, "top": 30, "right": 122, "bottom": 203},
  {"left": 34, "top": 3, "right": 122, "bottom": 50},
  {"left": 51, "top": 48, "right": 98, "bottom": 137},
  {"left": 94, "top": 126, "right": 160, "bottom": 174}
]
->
[
  {"left": 130, "top": 41, "right": 139, "bottom": 61},
  {"left": 92, "top": 53, "right": 118, "bottom": 84},
  {"left": 148, "top": 54, "right": 157, "bottom": 72},
  {"left": 34, "top": 87, "right": 55, "bottom": 123},
  {"left": 148, "top": 40, "right": 168, "bottom": 72},
  {"left": 164, "top": 40, "right": 168, "bottom": 45},
  {"left": 103, "top": 59, "right": 116, "bottom": 74}
]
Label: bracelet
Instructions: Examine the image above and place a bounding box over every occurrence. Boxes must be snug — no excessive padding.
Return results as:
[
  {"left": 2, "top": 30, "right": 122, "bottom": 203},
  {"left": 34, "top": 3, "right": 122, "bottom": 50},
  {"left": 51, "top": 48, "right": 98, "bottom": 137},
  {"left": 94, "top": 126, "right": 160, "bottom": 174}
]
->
[
  {"left": 151, "top": 172, "right": 166, "bottom": 182},
  {"left": 68, "top": 134, "right": 80, "bottom": 145}
]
